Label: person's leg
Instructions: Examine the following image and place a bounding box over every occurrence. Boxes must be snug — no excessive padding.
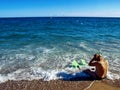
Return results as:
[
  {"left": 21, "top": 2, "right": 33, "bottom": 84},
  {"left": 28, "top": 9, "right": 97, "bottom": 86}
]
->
[{"left": 83, "top": 69, "right": 97, "bottom": 80}]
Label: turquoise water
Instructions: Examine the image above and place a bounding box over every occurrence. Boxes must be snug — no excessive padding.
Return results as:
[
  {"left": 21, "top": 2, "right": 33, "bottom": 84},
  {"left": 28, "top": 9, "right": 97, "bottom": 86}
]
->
[{"left": 0, "top": 17, "right": 120, "bottom": 82}]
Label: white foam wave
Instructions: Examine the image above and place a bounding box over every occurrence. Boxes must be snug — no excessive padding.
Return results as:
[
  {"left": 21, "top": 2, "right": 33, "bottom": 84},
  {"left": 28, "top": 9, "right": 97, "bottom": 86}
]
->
[
  {"left": 0, "top": 67, "right": 64, "bottom": 83},
  {"left": 107, "top": 71, "right": 120, "bottom": 80},
  {"left": 0, "top": 66, "right": 120, "bottom": 84}
]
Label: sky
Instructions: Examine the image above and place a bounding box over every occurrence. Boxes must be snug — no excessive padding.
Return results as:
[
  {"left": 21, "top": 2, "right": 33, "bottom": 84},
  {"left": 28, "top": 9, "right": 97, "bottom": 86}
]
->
[{"left": 0, "top": 0, "right": 120, "bottom": 17}]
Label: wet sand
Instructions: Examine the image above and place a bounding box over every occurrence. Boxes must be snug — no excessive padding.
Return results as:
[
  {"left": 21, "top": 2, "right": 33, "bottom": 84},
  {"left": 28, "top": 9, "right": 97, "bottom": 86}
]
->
[{"left": 0, "top": 79, "right": 119, "bottom": 90}]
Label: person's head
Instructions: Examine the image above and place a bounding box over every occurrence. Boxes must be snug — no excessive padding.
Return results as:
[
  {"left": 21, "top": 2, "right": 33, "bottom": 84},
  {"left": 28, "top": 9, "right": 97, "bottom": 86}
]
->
[{"left": 94, "top": 54, "right": 103, "bottom": 61}]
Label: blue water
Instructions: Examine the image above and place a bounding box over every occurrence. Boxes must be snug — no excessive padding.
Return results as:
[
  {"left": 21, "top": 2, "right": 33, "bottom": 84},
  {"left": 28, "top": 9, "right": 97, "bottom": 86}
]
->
[{"left": 0, "top": 17, "right": 120, "bottom": 82}]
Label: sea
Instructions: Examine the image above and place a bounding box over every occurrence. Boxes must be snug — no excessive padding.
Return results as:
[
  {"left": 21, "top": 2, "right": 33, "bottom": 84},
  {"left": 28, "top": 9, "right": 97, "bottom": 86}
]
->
[{"left": 0, "top": 17, "right": 120, "bottom": 83}]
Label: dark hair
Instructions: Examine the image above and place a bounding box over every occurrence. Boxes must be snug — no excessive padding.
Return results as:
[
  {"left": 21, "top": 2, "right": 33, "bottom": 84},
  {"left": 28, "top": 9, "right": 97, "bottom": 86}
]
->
[{"left": 94, "top": 54, "right": 101, "bottom": 61}]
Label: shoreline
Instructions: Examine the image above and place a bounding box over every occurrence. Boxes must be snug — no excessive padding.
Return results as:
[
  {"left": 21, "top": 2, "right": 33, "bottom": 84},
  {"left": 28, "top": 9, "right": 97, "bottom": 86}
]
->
[{"left": 0, "top": 79, "right": 119, "bottom": 90}]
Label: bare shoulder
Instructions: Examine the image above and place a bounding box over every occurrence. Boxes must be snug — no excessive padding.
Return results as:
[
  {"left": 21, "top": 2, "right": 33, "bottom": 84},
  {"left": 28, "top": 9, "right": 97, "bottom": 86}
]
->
[
  {"left": 105, "top": 59, "right": 109, "bottom": 64},
  {"left": 101, "top": 59, "right": 109, "bottom": 69},
  {"left": 99, "top": 59, "right": 108, "bottom": 65}
]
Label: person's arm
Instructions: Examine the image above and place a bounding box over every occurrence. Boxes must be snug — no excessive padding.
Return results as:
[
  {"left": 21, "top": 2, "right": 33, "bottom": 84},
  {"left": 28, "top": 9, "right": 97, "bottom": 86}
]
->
[
  {"left": 89, "top": 58, "right": 98, "bottom": 66},
  {"left": 88, "top": 59, "right": 97, "bottom": 72},
  {"left": 89, "top": 57, "right": 95, "bottom": 66},
  {"left": 105, "top": 60, "right": 109, "bottom": 72}
]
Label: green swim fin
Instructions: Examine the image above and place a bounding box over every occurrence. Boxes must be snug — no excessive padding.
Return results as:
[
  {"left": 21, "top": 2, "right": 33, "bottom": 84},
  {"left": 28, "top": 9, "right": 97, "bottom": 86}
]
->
[
  {"left": 71, "top": 60, "right": 80, "bottom": 68},
  {"left": 80, "top": 59, "right": 87, "bottom": 66}
]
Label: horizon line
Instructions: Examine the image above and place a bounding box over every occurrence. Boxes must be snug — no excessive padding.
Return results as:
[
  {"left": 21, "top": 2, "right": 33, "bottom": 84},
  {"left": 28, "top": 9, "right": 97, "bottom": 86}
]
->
[{"left": 0, "top": 16, "right": 120, "bottom": 18}]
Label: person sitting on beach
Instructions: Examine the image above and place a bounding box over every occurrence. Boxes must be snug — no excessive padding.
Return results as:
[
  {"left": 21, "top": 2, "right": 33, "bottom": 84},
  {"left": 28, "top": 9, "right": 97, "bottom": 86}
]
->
[{"left": 86, "top": 54, "right": 108, "bottom": 80}]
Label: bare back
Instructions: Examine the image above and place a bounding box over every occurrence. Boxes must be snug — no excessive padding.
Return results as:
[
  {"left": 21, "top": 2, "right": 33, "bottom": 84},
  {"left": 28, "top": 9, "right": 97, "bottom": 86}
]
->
[{"left": 95, "top": 60, "right": 108, "bottom": 78}]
